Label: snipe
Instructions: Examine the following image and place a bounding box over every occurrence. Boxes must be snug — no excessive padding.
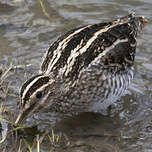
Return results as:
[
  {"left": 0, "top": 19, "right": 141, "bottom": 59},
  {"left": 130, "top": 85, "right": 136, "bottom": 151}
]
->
[{"left": 15, "top": 13, "right": 147, "bottom": 125}]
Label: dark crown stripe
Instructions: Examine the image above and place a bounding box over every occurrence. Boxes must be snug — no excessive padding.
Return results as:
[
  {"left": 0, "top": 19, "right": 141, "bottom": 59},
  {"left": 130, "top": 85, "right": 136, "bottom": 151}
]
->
[
  {"left": 20, "top": 74, "right": 42, "bottom": 98},
  {"left": 21, "top": 76, "right": 50, "bottom": 106}
]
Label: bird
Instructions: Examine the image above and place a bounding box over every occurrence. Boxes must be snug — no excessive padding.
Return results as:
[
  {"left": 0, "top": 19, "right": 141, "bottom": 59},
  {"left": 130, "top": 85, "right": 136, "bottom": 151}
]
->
[{"left": 15, "top": 13, "right": 147, "bottom": 125}]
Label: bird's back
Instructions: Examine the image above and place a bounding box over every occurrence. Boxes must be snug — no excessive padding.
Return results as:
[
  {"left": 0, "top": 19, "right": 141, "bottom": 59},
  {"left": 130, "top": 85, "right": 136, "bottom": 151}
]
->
[
  {"left": 40, "top": 13, "right": 141, "bottom": 82},
  {"left": 38, "top": 13, "right": 147, "bottom": 113}
]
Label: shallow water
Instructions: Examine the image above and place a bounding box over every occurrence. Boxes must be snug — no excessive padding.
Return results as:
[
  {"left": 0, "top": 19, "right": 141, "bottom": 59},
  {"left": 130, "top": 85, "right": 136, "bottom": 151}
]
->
[{"left": 0, "top": 0, "right": 152, "bottom": 151}]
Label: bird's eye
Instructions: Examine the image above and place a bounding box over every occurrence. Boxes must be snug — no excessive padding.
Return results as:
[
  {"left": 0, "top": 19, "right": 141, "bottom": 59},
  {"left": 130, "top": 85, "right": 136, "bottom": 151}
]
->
[{"left": 36, "top": 91, "right": 42, "bottom": 99}]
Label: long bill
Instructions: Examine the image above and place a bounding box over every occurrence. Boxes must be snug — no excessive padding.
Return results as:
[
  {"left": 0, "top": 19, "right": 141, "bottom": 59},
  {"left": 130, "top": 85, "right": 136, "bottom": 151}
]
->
[{"left": 14, "top": 102, "right": 41, "bottom": 125}]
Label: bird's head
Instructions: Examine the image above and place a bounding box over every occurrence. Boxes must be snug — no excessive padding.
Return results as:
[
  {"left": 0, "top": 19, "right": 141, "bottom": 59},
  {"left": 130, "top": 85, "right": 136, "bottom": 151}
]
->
[{"left": 15, "top": 74, "right": 59, "bottom": 125}]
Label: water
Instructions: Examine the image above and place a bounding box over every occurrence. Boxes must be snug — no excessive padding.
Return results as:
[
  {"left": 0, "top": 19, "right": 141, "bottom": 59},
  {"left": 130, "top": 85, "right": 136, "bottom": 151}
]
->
[{"left": 0, "top": 0, "right": 152, "bottom": 151}]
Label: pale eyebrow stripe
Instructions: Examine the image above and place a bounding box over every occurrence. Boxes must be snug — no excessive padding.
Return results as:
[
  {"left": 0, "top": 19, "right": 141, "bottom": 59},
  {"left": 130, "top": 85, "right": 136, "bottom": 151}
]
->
[
  {"left": 21, "top": 75, "right": 49, "bottom": 103},
  {"left": 31, "top": 81, "right": 54, "bottom": 104}
]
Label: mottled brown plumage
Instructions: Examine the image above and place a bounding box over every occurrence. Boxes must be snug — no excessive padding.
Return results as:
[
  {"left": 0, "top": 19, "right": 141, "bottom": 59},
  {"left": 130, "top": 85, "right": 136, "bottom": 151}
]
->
[{"left": 15, "top": 13, "right": 147, "bottom": 125}]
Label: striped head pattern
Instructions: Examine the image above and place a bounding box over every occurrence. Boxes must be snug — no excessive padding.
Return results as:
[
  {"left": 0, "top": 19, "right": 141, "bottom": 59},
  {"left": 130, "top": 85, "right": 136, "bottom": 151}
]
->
[{"left": 15, "top": 74, "right": 58, "bottom": 124}]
